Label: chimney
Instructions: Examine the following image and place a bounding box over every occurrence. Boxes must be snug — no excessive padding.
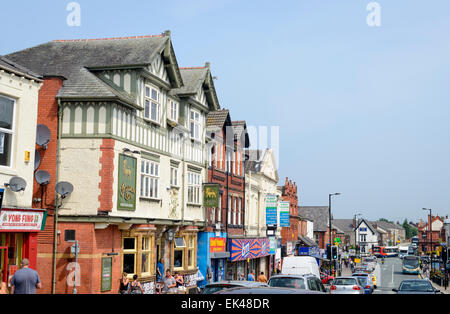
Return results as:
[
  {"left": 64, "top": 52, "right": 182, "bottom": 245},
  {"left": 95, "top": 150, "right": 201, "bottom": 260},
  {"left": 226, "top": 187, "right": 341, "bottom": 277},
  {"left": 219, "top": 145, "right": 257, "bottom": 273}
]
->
[
  {"left": 205, "top": 62, "right": 210, "bottom": 69},
  {"left": 163, "top": 30, "right": 171, "bottom": 37}
]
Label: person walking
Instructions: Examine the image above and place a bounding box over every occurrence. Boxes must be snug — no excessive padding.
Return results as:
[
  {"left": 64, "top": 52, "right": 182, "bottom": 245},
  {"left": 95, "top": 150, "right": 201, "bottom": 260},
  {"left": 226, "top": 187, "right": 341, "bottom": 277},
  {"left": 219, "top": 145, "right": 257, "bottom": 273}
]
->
[
  {"left": 162, "top": 270, "right": 177, "bottom": 294},
  {"left": 10, "top": 259, "right": 41, "bottom": 294},
  {"left": 119, "top": 272, "right": 130, "bottom": 294},
  {"left": 257, "top": 272, "right": 267, "bottom": 283},
  {"left": 128, "top": 274, "right": 144, "bottom": 294},
  {"left": 247, "top": 270, "right": 255, "bottom": 281}
]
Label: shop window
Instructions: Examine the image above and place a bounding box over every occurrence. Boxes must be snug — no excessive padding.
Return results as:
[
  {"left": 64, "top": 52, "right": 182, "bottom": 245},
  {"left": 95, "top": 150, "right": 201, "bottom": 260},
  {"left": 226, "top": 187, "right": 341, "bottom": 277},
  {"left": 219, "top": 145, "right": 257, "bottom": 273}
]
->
[
  {"left": 173, "top": 234, "right": 197, "bottom": 271},
  {"left": 174, "top": 250, "right": 184, "bottom": 269},
  {"left": 188, "top": 236, "right": 195, "bottom": 268},
  {"left": 141, "top": 237, "right": 151, "bottom": 276},
  {"left": 123, "top": 237, "right": 136, "bottom": 275}
]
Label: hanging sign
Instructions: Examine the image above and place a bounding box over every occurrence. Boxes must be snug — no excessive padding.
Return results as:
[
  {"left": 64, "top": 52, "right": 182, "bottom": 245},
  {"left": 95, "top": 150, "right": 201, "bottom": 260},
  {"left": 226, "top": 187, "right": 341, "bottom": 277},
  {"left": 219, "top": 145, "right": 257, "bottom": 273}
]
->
[
  {"left": 204, "top": 184, "right": 220, "bottom": 208},
  {"left": 279, "top": 201, "right": 290, "bottom": 227},
  {"left": 266, "top": 195, "right": 278, "bottom": 225},
  {"left": 117, "top": 154, "right": 137, "bottom": 211}
]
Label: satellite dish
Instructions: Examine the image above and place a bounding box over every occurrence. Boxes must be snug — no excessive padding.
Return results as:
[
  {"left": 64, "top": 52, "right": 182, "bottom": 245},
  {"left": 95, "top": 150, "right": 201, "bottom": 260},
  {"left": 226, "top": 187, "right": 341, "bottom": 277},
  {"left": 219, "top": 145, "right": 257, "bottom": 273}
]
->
[
  {"left": 36, "top": 124, "right": 51, "bottom": 150},
  {"left": 34, "top": 150, "right": 41, "bottom": 171},
  {"left": 56, "top": 181, "right": 74, "bottom": 199},
  {"left": 6, "top": 176, "right": 27, "bottom": 192},
  {"left": 35, "top": 170, "right": 51, "bottom": 186}
]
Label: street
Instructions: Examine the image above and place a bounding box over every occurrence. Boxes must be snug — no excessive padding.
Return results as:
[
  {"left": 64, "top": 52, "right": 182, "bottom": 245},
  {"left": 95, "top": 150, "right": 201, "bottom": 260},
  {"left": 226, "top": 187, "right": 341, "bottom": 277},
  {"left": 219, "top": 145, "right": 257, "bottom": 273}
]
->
[{"left": 373, "top": 258, "right": 420, "bottom": 294}]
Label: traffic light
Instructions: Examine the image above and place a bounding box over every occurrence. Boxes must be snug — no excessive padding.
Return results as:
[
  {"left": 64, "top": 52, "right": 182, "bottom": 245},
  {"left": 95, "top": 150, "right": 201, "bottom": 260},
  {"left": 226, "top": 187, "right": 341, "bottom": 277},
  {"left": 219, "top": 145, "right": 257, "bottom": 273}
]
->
[{"left": 331, "top": 246, "right": 338, "bottom": 260}]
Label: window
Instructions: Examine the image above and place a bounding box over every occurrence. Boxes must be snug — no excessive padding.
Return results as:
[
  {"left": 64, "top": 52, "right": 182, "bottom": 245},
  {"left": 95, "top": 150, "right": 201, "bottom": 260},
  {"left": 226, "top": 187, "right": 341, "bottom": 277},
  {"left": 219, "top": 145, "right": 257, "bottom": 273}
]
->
[
  {"left": 144, "top": 85, "right": 160, "bottom": 123},
  {"left": 168, "top": 99, "right": 178, "bottom": 122},
  {"left": 217, "top": 194, "right": 222, "bottom": 223},
  {"left": 123, "top": 237, "right": 137, "bottom": 275},
  {"left": 187, "top": 172, "right": 201, "bottom": 204},
  {"left": 188, "top": 235, "right": 195, "bottom": 268},
  {"left": 360, "top": 234, "right": 367, "bottom": 242},
  {"left": 170, "top": 167, "right": 178, "bottom": 187},
  {"left": 140, "top": 160, "right": 159, "bottom": 199},
  {"left": 189, "top": 109, "right": 201, "bottom": 141},
  {"left": 238, "top": 198, "right": 242, "bottom": 225},
  {"left": 141, "top": 237, "right": 151, "bottom": 275},
  {"left": 227, "top": 196, "right": 232, "bottom": 224},
  {"left": 0, "top": 96, "right": 15, "bottom": 167}
]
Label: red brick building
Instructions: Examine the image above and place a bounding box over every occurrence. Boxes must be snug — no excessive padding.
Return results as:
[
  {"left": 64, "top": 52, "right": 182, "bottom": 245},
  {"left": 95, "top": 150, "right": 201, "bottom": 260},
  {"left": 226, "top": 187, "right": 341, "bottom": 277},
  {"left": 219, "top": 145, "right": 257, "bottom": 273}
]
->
[
  {"left": 279, "top": 178, "right": 300, "bottom": 255},
  {"left": 418, "top": 215, "right": 446, "bottom": 254}
]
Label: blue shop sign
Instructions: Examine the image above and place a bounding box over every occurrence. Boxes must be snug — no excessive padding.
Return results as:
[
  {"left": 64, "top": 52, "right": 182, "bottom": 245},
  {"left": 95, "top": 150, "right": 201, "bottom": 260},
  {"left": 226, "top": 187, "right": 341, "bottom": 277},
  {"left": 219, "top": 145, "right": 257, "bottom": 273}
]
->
[{"left": 298, "top": 246, "right": 321, "bottom": 258}]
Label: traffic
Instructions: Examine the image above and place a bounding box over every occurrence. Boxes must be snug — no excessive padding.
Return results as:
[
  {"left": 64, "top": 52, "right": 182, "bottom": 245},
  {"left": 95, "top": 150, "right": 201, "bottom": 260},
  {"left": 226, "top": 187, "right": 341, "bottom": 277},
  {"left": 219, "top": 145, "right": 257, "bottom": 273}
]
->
[{"left": 199, "top": 240, "right": 445, "bottom": 295}]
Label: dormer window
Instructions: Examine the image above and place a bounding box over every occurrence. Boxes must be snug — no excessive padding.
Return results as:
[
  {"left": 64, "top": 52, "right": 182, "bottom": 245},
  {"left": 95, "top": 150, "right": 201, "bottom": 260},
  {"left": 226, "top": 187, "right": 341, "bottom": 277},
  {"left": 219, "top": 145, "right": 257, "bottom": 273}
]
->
[{"left": 144, "top": 85, "right": 160, "bottom": 123}]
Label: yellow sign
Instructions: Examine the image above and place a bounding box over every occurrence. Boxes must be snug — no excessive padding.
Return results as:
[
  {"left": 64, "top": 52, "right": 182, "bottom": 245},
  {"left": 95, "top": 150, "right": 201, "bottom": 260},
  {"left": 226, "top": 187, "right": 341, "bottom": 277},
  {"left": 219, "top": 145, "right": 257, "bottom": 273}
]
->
[{"left": 354, "top": 258, "right": 361, "bottom": 264}]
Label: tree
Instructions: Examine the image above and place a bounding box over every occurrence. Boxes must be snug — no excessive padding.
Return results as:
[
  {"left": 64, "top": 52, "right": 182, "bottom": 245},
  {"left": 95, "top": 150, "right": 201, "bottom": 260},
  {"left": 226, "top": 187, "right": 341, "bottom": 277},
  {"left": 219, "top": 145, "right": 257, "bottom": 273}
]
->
[
  {"left": 378, "top": 218, "right": 394, "bottom": 224},
  {"left": 402, "top": 219, "right": 418, "bottom": 239}
]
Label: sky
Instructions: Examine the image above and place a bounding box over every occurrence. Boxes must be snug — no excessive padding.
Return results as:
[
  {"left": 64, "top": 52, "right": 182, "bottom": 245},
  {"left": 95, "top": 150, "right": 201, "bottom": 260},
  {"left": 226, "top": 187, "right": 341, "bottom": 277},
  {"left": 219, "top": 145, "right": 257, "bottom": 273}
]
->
[{"left": 1, "top": 0, "right": 449, "bottom": 223}]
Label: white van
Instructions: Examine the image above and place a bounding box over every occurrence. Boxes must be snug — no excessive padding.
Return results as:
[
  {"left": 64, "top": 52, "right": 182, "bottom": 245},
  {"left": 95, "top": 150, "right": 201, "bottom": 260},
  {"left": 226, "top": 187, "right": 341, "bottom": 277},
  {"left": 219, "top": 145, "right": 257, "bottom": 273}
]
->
[{"left": 281, "top": 256, "right": 320, "bottom": 279}]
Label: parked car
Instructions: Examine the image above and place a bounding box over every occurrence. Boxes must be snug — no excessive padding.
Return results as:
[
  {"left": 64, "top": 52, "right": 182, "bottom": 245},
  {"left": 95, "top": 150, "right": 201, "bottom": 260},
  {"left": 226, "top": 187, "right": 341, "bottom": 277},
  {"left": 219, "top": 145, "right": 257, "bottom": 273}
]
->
[
  {"left": 268, "top": 274, "right": 328, "bottom": 293},
  {"left": 320, "top": 272, "right": 334, "bottom": 284},
  {"left": 329, "top": 277, "right": 364, "bottom": 295},
  {"left": 392, "top": 280, "right": 440, "bottom": 294},
  {"left": 281, "top": 256, "right": 320, "bottom": 278},
  {"left": 202, "top": 281, "right": 268, "bottom": 294},
  {"left": 352, "top": 273, "right": 375, "bottom": 294},
  {"left": 214, "top": 286, "right": 326, "bottom": 294}
]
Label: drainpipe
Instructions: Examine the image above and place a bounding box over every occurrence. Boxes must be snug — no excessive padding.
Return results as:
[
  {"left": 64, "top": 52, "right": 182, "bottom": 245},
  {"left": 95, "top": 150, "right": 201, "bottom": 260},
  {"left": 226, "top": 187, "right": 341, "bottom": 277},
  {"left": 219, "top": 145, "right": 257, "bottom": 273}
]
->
[{"left": 52, "top": 99, "right": 62, "bottom": 294}]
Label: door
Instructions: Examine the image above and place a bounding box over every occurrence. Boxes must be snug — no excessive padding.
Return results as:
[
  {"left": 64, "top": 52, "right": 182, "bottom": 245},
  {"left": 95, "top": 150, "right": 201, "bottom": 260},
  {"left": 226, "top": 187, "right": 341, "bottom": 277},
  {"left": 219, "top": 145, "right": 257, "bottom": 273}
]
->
[{"left": 0, "top": 233, "right": 7, "bottom": 283}]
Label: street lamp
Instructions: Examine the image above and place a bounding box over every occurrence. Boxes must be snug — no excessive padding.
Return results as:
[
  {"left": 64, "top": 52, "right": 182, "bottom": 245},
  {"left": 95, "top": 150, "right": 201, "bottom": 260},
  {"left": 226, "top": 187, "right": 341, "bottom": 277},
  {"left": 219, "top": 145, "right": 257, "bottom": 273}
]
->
[
  {"left": 423, "top": 208, "right": 433, "bottom": 273},
  {"left": 354, "top": 213, "right": 362, "bottom": 257},
  {"left": 329, "top": 193, "right": 341, "bottom": 277}
]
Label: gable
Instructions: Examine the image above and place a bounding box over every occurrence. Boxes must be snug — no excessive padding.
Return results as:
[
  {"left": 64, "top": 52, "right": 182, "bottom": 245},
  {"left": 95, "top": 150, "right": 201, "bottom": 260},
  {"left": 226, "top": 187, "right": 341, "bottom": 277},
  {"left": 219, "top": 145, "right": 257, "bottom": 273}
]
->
[
  {"left": 148, "top": 53, "right": 170, "bottom": 84},
  {"left": 261, "top": 150, "right": 279, "bottom": 182}
]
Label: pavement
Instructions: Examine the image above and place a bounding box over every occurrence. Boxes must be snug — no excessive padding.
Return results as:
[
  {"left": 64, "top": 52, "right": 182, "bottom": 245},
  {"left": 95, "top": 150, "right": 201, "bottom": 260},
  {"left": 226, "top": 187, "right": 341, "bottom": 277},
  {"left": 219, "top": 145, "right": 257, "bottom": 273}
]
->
[{"left": 419, "top": 270, "right": 449, "bottom": 294}]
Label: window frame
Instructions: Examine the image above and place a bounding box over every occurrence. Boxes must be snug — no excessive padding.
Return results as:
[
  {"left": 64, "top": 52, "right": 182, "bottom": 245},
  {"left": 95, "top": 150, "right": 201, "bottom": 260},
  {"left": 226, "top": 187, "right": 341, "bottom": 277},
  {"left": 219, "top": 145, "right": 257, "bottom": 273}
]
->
[
  {"left": 168, "top": 98, "right": 178, "bottom": 122},
  {"left": 0, "top": 95, "right": 16, "bottom": 168},
  {"left": 172, "top": 233, "right": 197, "bottom": 272},
  {"left": 122, "top": 233, "right": 155, "bottom": 280},
  {"left": 189, "top": 109, "right": 201, "bottom": 141},
  {"left": 144, "top": 84, "right": 160, "bottom": 124},
  {"left": 187, "top": 171, "right": 201, "bottom": 204},
  {"left": 140, "top": 159, "right": 160, "bottom": 200},
  {"left": 170, "top": 166, "right": 178, "bottom": 187}
]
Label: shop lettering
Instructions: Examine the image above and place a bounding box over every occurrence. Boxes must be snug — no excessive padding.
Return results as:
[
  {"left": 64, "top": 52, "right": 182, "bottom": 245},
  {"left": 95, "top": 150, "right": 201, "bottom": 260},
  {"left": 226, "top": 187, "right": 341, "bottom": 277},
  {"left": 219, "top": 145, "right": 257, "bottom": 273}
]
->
[
  {"left": 8, "top": 214, "right": 21, "bottom": 222},
  {"left": 120, "top": 183, "right": 135, "bottom": 201},
  {"left": 7, "top": 214, "right": 37, "bottom": 223}
]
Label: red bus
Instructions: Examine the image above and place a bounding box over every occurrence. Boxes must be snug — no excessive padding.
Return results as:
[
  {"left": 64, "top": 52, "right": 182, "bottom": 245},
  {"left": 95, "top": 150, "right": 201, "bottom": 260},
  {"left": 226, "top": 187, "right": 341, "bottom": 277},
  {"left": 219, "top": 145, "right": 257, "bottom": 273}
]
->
[{"left": 373, "top": 246, "right": 387, "bottom": 257}]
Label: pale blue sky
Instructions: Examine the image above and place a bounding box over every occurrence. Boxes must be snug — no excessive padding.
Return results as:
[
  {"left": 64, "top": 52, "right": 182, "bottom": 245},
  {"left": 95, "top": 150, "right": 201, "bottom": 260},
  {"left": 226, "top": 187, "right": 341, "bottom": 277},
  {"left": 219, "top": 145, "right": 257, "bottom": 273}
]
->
[{"left": 1, "top": 0, "right": 449, "bottom": 222}]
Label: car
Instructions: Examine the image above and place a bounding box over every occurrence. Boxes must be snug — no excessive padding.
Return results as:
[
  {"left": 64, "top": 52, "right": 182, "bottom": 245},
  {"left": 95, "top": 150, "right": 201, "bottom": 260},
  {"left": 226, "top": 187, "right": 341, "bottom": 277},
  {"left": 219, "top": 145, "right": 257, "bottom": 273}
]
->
[
  {"left": 320, "top": 272, "right": 334, "bottom": 284},
  {"left": 268, "top": 274, "right": 328, "bottom": 293},
  {"left": 202, "top": 281, "right": 269, "bottom": 294},
  {"left": 392, "top": 280, "right": 441, "bottom": 294},
  {"left": 352, "top": 273, "right": 375, "bottom": 294},
  {"left": 329, "top": 277, "right": 364, "bottom": 294},
  {"left": 214, "top": 286, "right": 326, "bottom": 294}
]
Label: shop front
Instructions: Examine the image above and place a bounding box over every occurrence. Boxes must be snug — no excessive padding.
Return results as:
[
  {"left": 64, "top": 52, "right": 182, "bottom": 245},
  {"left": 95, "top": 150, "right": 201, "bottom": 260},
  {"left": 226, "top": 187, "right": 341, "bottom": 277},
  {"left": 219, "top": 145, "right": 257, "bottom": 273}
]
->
[
  {"left": 0, "top": 208, "right": 47, "bottom": 283},
  {"left": 227, "top": 238, "right": 272, "bottom": 280},
  {"left": 196, "top": 232, "right": 229, "bottom": 289}
]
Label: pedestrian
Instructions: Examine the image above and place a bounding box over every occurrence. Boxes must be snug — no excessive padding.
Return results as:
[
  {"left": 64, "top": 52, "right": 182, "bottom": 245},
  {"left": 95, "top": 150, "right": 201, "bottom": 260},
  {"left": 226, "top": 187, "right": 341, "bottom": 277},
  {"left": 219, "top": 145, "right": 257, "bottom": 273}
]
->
[
  {"left": 0, "top": 282, "right": 8, "bottom": 294},
  {"left": 119, "top": 272, "right": 130, "bottom": 294},
  {"left": 156, "top": 258, "right": 164, "bottom": 293},
  {"left": 257, "top": 272, "right": 267, "bottom": 283},
  {"left": 174, "top": 272, "right": 184, "bottom": 288},
  {"left": 247, "top": 270, "right": 255, "bottom": 281},
  {"left": 162, "top": 269, "right": 177, "bottom": 294},
  {"left": 10, "top": 258, "right": 41, "bottom": 294},
  {"left": 128, "top": 274, "right": 144, "bottom": 294}
]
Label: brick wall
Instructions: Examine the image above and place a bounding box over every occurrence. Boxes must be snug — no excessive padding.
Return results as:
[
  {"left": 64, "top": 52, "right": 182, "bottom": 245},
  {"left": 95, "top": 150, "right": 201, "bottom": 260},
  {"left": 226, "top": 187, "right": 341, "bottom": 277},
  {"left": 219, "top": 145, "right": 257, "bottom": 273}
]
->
[{"left": 34, "top": 77, "right": 64, "bottom": 292}]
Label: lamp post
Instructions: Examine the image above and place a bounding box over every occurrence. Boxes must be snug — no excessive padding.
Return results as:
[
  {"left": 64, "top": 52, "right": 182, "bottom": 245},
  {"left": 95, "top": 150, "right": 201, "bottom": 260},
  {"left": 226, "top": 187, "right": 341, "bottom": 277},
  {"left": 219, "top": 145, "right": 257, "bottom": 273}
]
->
[
  {"left": 423, "top": 208, "right": 432, "bottom": 273},
  {"left": 354, "top": 213, "right": 362, "bottom": 257},
  {"left": 329, "top": 193, "right": 341, "bottom": 277}
]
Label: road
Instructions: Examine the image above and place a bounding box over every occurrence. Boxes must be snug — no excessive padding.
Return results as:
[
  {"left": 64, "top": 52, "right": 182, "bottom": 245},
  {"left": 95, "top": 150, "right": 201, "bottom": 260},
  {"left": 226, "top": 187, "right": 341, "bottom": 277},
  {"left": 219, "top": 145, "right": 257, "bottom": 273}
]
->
[{"left": 373, "top": 257, "right": 422, "bottom": 294}]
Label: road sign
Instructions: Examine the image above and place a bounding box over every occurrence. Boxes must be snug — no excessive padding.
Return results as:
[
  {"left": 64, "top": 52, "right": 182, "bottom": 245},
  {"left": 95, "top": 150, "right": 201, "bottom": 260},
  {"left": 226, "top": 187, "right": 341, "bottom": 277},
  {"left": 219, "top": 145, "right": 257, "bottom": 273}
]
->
[{"left": 71, "top": 242, "right": 80, "bottom": 255}]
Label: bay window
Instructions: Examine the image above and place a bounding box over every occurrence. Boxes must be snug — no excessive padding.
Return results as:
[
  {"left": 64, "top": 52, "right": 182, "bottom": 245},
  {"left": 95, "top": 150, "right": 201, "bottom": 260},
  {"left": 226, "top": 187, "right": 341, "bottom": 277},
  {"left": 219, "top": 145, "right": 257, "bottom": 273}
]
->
[
  {"left": 0, "top": 96, "right": 15, "bottom": 167},
  {"left": 168, "top": 99, "right": 178, "bottom": 122}
]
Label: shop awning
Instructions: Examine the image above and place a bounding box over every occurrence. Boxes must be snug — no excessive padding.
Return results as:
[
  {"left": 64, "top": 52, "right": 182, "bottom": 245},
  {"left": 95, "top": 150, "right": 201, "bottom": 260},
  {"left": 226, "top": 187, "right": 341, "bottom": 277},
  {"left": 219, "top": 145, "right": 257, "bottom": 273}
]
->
[{"left": 298, "top": 236, "right": 317, "bottom": 247}]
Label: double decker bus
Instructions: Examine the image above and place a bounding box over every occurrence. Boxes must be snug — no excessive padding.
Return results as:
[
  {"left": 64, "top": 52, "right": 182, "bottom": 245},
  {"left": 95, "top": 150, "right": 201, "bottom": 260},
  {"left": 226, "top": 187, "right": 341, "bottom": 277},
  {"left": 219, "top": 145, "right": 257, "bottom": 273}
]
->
[{"left": 402, "top": 255, "right": 420, "bottom": 274}]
